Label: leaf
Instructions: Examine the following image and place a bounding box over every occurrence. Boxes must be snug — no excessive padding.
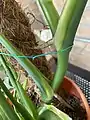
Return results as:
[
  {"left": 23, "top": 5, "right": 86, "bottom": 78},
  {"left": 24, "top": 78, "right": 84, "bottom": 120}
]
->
[
  {"left": 0, "top": 80, "right": 35, "bottom": 120},
  {"left": 0, "top": 55, "right": 37, "bottom": 119},
  {"left": 22, "top": 79, "right": 28, "bottom": 90},
  {"left": 0, "top": 35, "right": 54, "bottom": 103},
  {"left": 0, "top": 114, "right": 3, "bottom": 120},
  {"left": 3, "top": 76, "right": 13, "bottom": 90},
  {"left": 16, "top": 81, "right": 38, "bottom": 119},
  {"left": 0, "top": 64, "right": 4, "bottom": 71},
  {"left": 0, "top": 90, "right": 20, "bottom": 120},
  {"left": 0, "top": 106, "right": 9, "bottom": 120},
  {"left": 38, "top": 104, "right": 72, "bottom": 120},
  {"left": 36, "top": 0, "right": 59, "bottom": 35}
]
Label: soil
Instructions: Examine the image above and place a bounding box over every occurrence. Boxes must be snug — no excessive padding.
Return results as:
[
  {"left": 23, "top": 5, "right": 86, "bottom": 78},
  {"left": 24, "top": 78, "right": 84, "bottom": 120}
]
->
[
  {"left": 53, "top": 89, "right": 87, "bottom": 120},
  {"left": 27, "top": 83, "right": 41, "bottom": 107},
  {"left": 0, "top": 0, "right": 53, "bottom": 80},
  {"left": 27, "top": 86, "right": 87, "bottom": 120}
]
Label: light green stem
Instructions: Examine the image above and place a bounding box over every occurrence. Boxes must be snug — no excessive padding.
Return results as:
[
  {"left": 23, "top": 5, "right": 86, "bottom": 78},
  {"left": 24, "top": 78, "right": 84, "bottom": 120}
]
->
[
  {"left": 52, "top": 0, "right": 88, "bottom": 91},
  {"left": 37, "top": 0, "right": 59, "bottom": 35}
]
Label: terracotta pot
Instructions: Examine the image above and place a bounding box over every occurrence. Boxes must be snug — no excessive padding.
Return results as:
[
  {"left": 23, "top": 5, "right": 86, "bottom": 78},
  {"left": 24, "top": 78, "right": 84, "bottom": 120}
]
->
[{"left": 58, "top": 77, "right": 90, "bottom": 120}]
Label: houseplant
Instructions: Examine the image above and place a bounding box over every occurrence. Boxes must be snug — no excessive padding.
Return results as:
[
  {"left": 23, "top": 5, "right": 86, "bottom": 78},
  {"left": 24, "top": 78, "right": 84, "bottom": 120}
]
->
[{"left": 0, "top": 0, "right": 89, "bottom": 119}]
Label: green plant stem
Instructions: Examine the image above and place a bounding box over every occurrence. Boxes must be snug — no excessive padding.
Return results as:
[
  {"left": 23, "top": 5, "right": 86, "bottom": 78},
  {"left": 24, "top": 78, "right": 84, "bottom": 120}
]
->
[
  {"left": 0, "top": 90, "right": 20, "bottom": 120},
  {"left": 37, "top": 0, "right": 59, "bottom": 35},
  {"left": 0, "top": 79, "right": 35, "bottom": 120},
  {"left": 52, "top": 0, "right": 88, "bottom": 91},
  {"left": 0, "top": 35, "right": 54, "bottom": 103}
]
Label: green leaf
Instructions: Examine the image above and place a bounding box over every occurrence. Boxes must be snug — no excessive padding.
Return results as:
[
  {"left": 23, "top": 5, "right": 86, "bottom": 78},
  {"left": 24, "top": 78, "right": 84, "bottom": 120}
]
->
[
  {"left": 22, "top": 79, "right": 28, "bottom": 90},
  {"left": 3, "top": 76, "right": 13, "bottom": 90},
  {"left": 0, "top": 107, "right": 9, "bottom": 120},
  {"left": 0, "top": 35, "right": 54, "bottom": 103},
  {"left": 0, "top": 79, "right": 36, "bottom": 120},
  {"left": 0, "top": 113, "right": 3, "bottom": 120},
  {"left": 0, "top": 55, "right": 18, "bottom": 89},
  {"left": 0, "top": 55, "right": 37, "bottom": 119},
  {"left": 0, "top": 90, "right": 20, "bottom": 120},
  {"left": 0, "top": 64, "right": 4, "bottom": 71},
  {"left": 37, "top": 0, "right": 59, "bottom": 35},
  {"left": 16, "top": 81, "right": 38, "bottom": 119},
  {"left": 38, "top": 104, "right": 72, "bottom": 120}
]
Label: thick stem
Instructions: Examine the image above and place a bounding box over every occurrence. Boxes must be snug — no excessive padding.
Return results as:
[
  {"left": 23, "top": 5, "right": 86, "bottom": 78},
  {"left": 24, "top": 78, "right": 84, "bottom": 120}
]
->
[
  {"left": 37, "top": 0, "right": 59, "bottom": 35},
  {"left": 52, "top": 0, "right": 88, "bottom": 91},
  {"left": 52, "top": 51, "right": 70, "bottom": 90}
]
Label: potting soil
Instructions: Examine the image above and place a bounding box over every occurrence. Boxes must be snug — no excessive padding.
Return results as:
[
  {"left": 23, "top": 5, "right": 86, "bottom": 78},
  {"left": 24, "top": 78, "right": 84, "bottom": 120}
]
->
[
  {"left": 0, "top": 0, "right": 53, "bottom": 80},
  {"left": 26, "top": 83, "right": 87, "bottom": 120}
]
